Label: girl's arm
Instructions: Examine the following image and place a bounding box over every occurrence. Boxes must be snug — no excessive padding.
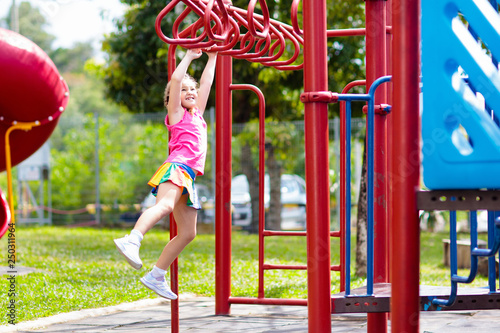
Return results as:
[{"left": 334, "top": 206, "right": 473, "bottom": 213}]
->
[
  {"left": 167, "top": 49, "right": 202, "bottom": 121},
  {"left": 197, "top": 51, "right": 217, "bottom": 115}
]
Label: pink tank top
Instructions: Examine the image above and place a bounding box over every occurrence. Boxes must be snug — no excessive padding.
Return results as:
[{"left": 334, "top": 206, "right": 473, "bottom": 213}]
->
[{"left": 165, "top": 108, "right": 207, "bottom": 175}]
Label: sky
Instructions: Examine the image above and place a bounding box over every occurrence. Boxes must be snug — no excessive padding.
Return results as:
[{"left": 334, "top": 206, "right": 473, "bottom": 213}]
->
[{"left": 0, "top": 0, "right": 127, "bottom": 51}]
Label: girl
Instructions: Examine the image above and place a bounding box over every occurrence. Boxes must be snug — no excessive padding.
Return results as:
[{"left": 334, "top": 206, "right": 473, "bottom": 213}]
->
[{"left": 114, "top": 49, "right": 217, "bottom": 300}]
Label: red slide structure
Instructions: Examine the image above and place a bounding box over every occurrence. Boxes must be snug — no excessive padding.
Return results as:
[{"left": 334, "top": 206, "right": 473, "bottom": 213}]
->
[
  {"left": 0, "top": 190, "right": 11, "bottom": 238},
  {"left": 0, "top": 28, "right": 69, "bottom": 238}
]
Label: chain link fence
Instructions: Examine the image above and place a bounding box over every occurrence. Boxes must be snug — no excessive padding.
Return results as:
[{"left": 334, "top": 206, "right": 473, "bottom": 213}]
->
[{"left": 10, "top": 111, "right": 365, "bottom": 227}]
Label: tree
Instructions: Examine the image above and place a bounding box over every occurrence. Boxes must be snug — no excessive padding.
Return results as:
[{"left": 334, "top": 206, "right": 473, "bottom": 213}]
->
[
  {"left": 356, "top": 140, "right": 368, "bottom": 276},
  {"left": 50, "top": 42, "right": 94, "bottom": 73},
  {"left": 100, "top": 1, "right": 172, "bottom": 113},
  {"left": 2, "top": 2, "right": 94, "bottom": 73},
  {"left": 4, "top": 1, "right": 55, "bottom": 52}
]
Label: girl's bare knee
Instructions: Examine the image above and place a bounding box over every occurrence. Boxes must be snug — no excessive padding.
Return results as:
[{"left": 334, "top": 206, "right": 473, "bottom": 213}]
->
[
  {"left": 180, "top": 229, "right": 196, "bottom": 244},
  {"left": 155, "top": 201, "right": 174, "bottom": 218}
]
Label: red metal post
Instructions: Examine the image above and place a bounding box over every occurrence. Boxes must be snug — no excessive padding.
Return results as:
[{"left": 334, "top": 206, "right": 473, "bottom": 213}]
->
[
  {"left": 385, "top": 0, "right": 393, "bottom": 294},
  {"left": 229, "top": 84, "right": 266, "bottom": 298},
  {"left": 215, "top": 54, "right": 233, "bottom": 315},
  {"left": 303, "top": 0, "right": 331, "bottom": 330},
  {"left": 390, "top": 0, "right": 420, "bottom": 332},
  {"left": 365, "top": 1, "right": 389, "bottom": 332},
  {"left": 167, "top": 45, "right": 180, "bottom": 333}
]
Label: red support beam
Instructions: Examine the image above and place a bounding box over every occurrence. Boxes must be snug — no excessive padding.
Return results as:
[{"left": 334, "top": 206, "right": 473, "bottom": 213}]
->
[
  {"left": 390, "top": 0, "right": 420, "bottom": 332},
  {"left": 229, "top": 84, "right": 266, "bottom": 298},
  {"left": 303, "top": 0, "right": 331, "bottom": 330},
  {"left": 215, "top": 54, "right": 233, "bottom": 315},
  {"left": 385, "top": 0, "right": 393, "bottom": 306},
  {"left": 365, "top": 0, "right": 389, "bottom": 332},
  {"left": 167, "top": 45, "right": 180, "bottom": 333}
]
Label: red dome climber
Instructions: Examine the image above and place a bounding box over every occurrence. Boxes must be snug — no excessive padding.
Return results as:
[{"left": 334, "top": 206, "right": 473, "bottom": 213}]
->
[{"left": 0, "top": 28, "right": 69, "bottom": 172}]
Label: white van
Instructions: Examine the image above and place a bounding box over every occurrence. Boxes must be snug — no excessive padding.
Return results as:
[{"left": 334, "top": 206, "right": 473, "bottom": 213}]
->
[{"left": 231, "top": 174, "right": 307, "bottom": 230}]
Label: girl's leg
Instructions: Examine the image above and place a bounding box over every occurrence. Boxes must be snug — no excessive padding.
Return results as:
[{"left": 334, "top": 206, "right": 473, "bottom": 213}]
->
[
  {"left": 114, "top": 181, "right": 183, "bottom": 270},
  {"left": 133, "top": 181, "right": 183, "bottom": 235},
  {"left": 155, "top": 194, "right": 197, "bottom": 270}
]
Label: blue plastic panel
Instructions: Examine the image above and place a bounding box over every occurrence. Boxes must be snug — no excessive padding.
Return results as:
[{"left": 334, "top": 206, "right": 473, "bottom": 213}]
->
[{"left": 421, "top": 0, "right": 500, "bottom": 189}]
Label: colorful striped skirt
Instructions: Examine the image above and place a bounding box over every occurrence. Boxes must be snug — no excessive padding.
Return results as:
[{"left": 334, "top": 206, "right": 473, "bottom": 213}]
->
[{"left": 148, "top": 162, "right": 200, "bottom": 209}]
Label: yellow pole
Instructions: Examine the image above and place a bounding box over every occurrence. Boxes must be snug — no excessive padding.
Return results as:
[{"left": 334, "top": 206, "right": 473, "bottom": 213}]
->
[{"left": 5, "top": 121, "right": 40, "bottom": 260}]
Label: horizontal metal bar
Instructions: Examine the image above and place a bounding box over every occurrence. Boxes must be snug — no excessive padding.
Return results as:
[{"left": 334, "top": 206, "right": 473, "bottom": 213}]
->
[
  {"left": 263, "top": 264, "right": 341, "bottom": 271},
  {"left": 263, "top": 230, "right": 307, "bottom": 236},
  {"left": 417, "top": 190, "right": 500, "bottom": 211},
  {"left": 262, "top": 230, "right": 341, "bottom": 237},
  {"left": 332, "top": 295, "right": 390, "bottom": 313},
  {"left": 229, "top": 297, "right": 307, "bottom": 306},
  {"left": 300, "top": 91, "right": 338, "bottom": 103},
  {"left": 326, "top": 28, "right": 366, "bottom": 37},
  {"left": 332, "top": 290, "right": 500, "bottom": 313},
  {"left": 337, "top": 93, "right": 371, "bottom": 102},
  {"left": 264, "top": 264, "right": 307, "bottom": 270}
]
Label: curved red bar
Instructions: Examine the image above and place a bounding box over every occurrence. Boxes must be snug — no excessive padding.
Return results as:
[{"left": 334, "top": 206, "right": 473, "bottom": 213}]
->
[
  {"left": 155, "top": 0, "right": 184, "bottom": 44},
  {"left": 237, "top": 35, "right": 271, "bottom": 59},
  {"left": 206, "top": 16, "right": 241, "bottom": 52},
  {"left": 219, "top": 10, "right": 257, "bottom": 56},
  {"left": 156, "top": 0, "right": 219, "bottom": 46},
  {"left": 172, "top": 17, "right": 216, "bottom": 49},
  {"left": 291, "top": 0, "right": 303, "bottom": 36},
  {"left": 0, "top": 189, "right": 11, "bottom": 239},
  {"left": 172, "top": 9, "right": 208, "bottom": 44},
  {"left": 247, "top": 0, "right": 270, "bottom": 39},
  {"left": 204, "top": 0, "right": 231, "bottom": 42},
  {"left": 221, "top": 31, "right": 254, "bottom": 56},
  {"left": 155, "top": 0, "right": 304, "bottom": 69},
  {"left": 259, "top": 25, "right": 289, "bottom": 64},
  {"left": 273, "top": 27, "right": 304, "bottom": 69},
  {"left": 262, "top": 28, "right": 300, "bottom": 68},
  {"left": 248, "top": 21, "right": 284, "bottom": 62}
]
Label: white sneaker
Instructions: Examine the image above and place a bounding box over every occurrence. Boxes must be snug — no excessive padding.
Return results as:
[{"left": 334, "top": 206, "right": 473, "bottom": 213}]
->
[
  {"left": 114, "top": 235, "right": 143, "bottom": 270},
  {"left": 140, "top": 272, "right": 178, "bottom": 300}
]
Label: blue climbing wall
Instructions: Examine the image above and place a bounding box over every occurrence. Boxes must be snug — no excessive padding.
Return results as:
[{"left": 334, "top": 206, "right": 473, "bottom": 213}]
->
[{"left": 421, "top": 0, "right": 500, "bottom": 189}]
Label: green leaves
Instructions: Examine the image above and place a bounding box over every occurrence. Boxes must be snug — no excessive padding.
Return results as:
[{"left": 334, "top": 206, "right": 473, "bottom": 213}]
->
[{"left": 100, "top": 1, "right": 172, "bottom": 113}]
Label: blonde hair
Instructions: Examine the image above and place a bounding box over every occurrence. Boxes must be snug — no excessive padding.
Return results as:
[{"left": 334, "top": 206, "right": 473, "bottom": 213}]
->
[{"left": 164, "top": 73, "right": 199, "bottom": 109}]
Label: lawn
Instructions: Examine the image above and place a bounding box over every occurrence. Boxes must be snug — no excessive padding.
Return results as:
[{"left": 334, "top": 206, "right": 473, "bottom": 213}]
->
[{"left": 0, "top": 226, "right": 492, "bottom": 324}]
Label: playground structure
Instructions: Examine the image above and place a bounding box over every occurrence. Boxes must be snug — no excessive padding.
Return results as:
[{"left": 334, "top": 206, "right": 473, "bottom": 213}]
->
[
  {"left": 0, "top": 0, "right": 498, "bottom": 332},
  {"left": 155, "top": 0, "right": 500, "bottom": 332},
  {"left": 0, "top": 28, "right": 69, "bottom": 238}
]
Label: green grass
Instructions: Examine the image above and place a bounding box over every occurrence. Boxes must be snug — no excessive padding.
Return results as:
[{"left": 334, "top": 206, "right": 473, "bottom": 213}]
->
[
  {"left": 0, "top": 226, "right": 492, "bottom": 324},
  {"left": 420, "top": 231, "right": 490, "bottom": 287}
]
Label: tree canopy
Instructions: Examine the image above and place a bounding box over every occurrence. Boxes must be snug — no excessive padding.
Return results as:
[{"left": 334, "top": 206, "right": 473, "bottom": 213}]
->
[
  {"left": 3, "top": 2, "right": 55, "bottom": 51},
  {"left": 3, "top": 1, "right": 94, "bottom": 73}
]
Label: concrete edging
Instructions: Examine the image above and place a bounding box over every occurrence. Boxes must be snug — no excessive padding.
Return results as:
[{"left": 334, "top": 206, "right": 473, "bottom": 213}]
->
[{"left": 0, "top": 296, "right": 185, "bottom": 332}]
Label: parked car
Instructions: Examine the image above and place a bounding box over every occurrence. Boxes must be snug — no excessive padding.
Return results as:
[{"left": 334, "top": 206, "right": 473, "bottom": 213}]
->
[
  {"left": 195, "top": 184, "right": 215, "bottom": 223},
  {"left": 231, "top": 174, "right": 307, "bottom": 230}
]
